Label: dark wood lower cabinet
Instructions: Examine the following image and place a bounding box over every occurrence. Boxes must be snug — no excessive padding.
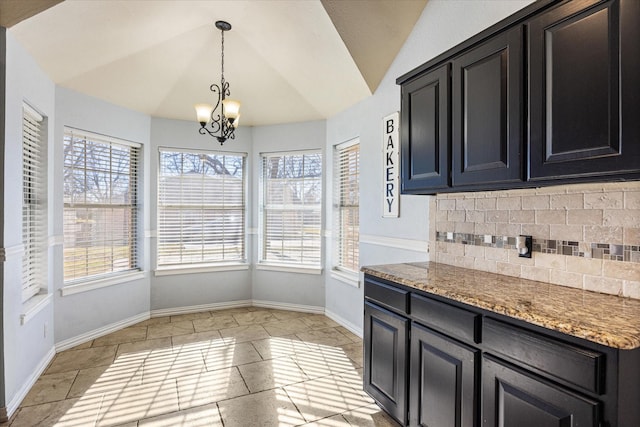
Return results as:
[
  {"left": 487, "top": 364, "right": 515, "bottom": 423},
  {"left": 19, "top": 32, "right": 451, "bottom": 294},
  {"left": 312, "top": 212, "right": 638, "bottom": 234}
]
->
[
  {"left": 409, "top": 323, "right": 478, "bottom": 427},
  {"left": 363, "top": 301, "right": 409, "bottom": 425},
  {"left": 482, "top": 355, "right": 601, "bottom": 427}
]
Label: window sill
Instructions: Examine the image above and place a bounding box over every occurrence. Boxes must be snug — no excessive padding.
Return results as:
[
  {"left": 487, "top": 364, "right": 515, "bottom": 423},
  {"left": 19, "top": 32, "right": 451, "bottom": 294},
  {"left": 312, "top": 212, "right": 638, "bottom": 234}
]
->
[
  {"left": 330, "top": 269, "right": 360, "bottom": 288},
  {"left": 255, "top": 263, "right": 322, "bottom": 275},
  {"left": 155, "top": 263, "right": 250, "bottom": 276},
  {"left": 61, "top": 271, "right": 146, "bottom": 297},
  {"left": 21, "top": 293, "right": 52, "bottom": 325}
]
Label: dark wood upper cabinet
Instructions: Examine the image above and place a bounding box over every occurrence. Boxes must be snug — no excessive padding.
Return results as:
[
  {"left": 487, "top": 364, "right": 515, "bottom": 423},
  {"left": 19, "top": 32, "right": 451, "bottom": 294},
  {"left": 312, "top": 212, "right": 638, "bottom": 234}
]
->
[
  {"left": 397, "top": 0, "right": 639, "bottom": 195},
  {"left": 400, "top": 65, "right": 450, "bottom": 193},
  {"left": 452, "top": 26, "right": 523, "bottom": 187},
  {"left": 528, "top": 0, "right": 640, "bottom": 180}
]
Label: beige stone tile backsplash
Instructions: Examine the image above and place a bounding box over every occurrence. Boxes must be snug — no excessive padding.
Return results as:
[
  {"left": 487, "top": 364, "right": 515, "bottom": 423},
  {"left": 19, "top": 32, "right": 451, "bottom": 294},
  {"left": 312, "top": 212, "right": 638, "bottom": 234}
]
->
[{"left": 429, "top": 182, "right": 640, "bottom": 298}]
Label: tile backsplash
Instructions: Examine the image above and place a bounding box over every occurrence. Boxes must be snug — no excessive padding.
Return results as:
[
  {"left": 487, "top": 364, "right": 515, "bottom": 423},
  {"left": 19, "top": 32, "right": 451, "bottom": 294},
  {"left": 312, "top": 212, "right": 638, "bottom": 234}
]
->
[{"left": 429, "top": 182, "right": 640, "bottom": 298}]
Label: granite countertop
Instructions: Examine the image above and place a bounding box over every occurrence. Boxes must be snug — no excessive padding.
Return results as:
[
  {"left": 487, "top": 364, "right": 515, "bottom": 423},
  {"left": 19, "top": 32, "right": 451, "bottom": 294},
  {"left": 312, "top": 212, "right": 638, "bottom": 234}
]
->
[{"left": 362, "top": 262, "right": 640, "bottom": 350}]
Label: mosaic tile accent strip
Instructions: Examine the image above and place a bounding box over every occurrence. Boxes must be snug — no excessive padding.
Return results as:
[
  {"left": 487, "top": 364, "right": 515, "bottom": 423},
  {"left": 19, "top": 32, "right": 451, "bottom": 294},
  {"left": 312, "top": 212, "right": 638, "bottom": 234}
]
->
[{"left": 435, "top": 231, "right": 640, "bottom": 263}]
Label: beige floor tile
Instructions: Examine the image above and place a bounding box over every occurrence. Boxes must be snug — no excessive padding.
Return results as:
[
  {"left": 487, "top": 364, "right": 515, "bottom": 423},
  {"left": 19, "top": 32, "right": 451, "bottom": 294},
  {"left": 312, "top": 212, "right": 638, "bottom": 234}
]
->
[
  {"left": 209, "top": 306, "right": 253, "bottom": 316},
  {"left": 300, "top": 315, "right": 340, "bottom": 330},
  {"left": 232, "top": 309, "right": 277, "bottom": 325},
  {"left": 292, "top": 346, "right": 359, "bottom": 379},
  {"left": 296, "top": 328, "right": 354, "bottom": 347},
  {"left": 284, "top": 374, "right": 374, "bottom": 423},
  {"left": 93, "top": 379, "right": 180, "bottom": 426},
  {"left": 269, "top": 309, "right": 308, "bottom": 321},
  {"left": 341, "top": 404, "right": 402, "bottom": 426},
  {"left": 238, "top": 357, "right": 309, "bottom": 393},
  {"left": 202, "top": 340, "right": 262, "bottom": 371},
  {"left": 192, "top": 315, "right": 239, "bottom": 332},
  {"left": 335, "top": 326, "right": 362, "bottom": 343},
  {"left": 171, "top": 330, "right": 223, "bottom": 349},
  {"left": 46, "top": 345, "right": 117, "bottom": 374},
  {"left": 116, "top": 337, "right": 173, "bottom": 358},
  {"left": 299, "top": 414, "right": 352, "bottom": 426},
  {"left": 138, "top": 403, "right": 223, "bottom": 426},
  {"left": 9, "top": 398, "right": 98, "bottom": 427},
  {"left": 147, "top": 320, "right": 195, "bottom": 339},
  {"left": 67, "top": 360, "right": 144, "bottom": 398},
  {"left": 337, "top": 342, "right": 364, "bottom": 368},
  {"left": 65, "top": 341, "right": 93, "bottom": 351},
  {"left": 220, "top": 324, "right": 270, "bottom": 343},
  {"left": 251, "top": 335, "right": 311, "bottom": 360},
  {"left": 176, "top": 367, "right": 249, "bottom": 409},
  {"left": 217, "top": 388, "right": 306, "bottom": 427},
  {"left": 21, "top": 371, "right": 77, "bottom": 406},
  {"left": 141, "top": 346, "right": 207, "bottom": 384},
  {"left": 170, "top": 311, "right": 213, "bottom": 322},
  {"left": 92, "top": 325, "right": 148, "bottom": 347},
  {"left": 263, "top": 318, "right": 312, "bottom": 337},
  {"left": 136, "top": 317, "right": 171, "bottom": 327}
]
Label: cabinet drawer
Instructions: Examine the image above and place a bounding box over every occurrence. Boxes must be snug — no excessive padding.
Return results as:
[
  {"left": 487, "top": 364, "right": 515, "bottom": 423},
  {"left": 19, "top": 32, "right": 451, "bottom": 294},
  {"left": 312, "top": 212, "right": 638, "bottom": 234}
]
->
[
  {"left": 483, "top": 318, "right": 605, "bottom": 394},
  {"left": 364, "top": 277, "right": 409, "bottom": 314},
  {"left": 411, "top": 294, "right": 481, "bottom": 344}
]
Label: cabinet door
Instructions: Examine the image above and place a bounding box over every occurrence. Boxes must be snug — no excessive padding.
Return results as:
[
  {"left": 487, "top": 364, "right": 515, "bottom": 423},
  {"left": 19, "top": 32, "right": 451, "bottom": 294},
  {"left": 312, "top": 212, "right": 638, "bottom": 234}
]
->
[
  {"left": 409, "top": 323, "right": 478, "bottom": 427},
  {"left": 528, "top": 0, "right": 640, "bottom": 179},
  {"left": 364, "top": 301, "right": 409, "bottom": 425},
  {"left": 482, "top": 355, "right": 601, "bottom": 427},
  {"left": 400, "top": 64, "right": 450, "bottom": 194},
  {"left": 452, "top": 26, "right": 523, "bottom": 187}
]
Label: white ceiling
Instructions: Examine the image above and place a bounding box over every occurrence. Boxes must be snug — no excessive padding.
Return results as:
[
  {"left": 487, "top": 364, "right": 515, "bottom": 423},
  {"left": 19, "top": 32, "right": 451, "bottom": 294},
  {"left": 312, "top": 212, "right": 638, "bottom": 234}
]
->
[{"left": 8, "top": 0, "right": 427, "bottom": 127}]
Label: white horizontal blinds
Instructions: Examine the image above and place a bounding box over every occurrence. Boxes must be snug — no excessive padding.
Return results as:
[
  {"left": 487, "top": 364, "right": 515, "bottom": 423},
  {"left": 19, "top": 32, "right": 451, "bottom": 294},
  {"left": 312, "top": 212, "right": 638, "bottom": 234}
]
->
[
  {"left": 261, "top": 151, "right": 322, "bottom": 266},
  {"left": 63, "top": 129, "right": 140, "bottom": 282},
  {"left": 157, "top": 150, "right": 246, "bottom": 266},
  {"left": 22, "top": 104, "right": 45, "bottom": 301},
  {"left": 335, "top": 142, "right": 359, "bottom": 272}
]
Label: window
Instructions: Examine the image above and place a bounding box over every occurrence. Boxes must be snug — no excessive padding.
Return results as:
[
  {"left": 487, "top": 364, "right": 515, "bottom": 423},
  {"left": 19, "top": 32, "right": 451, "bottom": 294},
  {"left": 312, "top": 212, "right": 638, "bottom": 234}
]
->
[
  {"left": 260, "top": 151, "right": 322, "bottom": 268},
  {"left": 22, "top": 104, "right": 46, "bottom": 301},
  {"left": 63, "top": 129, "right": 140, "bottom": 283},
  {"left": 334, "top": 140, "right": 359, "bottom": 273},
  {"left": 157, "top": 149, "right": 246, "bottom": 267}
]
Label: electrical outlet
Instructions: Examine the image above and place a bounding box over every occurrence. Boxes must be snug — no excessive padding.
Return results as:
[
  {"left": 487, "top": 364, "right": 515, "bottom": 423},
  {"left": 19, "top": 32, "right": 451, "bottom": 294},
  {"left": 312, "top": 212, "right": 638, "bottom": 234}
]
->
[
  {"left": 447, "top": 232, "right": 453, "bottom": 240},
  {"left": 484, "top": 234, "right": 492, "bottom": 244}
]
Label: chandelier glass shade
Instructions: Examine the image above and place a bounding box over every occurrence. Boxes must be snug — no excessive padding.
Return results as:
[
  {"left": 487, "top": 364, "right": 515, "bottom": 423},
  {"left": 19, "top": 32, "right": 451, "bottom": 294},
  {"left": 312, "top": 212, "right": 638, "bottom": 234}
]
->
[{"left": 195, "top": 20, "right": 241, "bottom": 145}]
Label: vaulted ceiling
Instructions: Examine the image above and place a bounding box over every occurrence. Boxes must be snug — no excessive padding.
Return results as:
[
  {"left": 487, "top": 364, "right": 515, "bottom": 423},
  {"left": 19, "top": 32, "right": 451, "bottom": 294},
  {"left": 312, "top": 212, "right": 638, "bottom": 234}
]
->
[{"left": 5, "top": 0, "right": 428, "bottom": 126}]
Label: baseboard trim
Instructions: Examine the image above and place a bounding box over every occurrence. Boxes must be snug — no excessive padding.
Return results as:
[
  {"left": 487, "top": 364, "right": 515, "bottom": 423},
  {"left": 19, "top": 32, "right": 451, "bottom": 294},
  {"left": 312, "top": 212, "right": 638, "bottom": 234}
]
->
[
  {"left": 325, "top": 308, "right": 363, "bottom": 338},
  {"left": 252, "top": 299, "right": 324, "bottom": 314},
  {"left": 55, "top": 312, "right": 150, "bottom": 352},
  {"left": 150, "top": 300, "right": 253, "bottom": 317},
  {"left": 6, "top": 346, "right": 56, "bottom": 419}
]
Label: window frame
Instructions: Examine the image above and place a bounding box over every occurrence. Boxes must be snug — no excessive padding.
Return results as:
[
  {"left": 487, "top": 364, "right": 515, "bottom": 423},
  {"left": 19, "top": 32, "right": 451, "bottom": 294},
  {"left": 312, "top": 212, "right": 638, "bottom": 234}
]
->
[
  {"left": 156, "top": 147, "right": 247, "bottom": 271},
  {"left": 62, "top": 128, "right": 141, "bottom": 286},
  {"left": 332, "top": 139, "right": 360, "bottom": 284},
  {"left": 258, "top": 150, "right": 323, "bottom": 273}
]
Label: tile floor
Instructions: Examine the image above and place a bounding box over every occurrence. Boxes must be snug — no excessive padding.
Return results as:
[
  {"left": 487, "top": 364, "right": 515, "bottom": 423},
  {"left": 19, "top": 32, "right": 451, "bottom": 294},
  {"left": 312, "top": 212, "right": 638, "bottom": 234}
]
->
[{"left": 4, "top": 307, "right": 400, "bottom": 427}]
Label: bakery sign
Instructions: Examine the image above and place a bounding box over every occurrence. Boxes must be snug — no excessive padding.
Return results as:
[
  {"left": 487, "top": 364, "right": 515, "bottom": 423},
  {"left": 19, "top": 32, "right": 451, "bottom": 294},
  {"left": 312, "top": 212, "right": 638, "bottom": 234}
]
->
[{"left": 383, "top": 112, "right": 400, "bottom": 217}]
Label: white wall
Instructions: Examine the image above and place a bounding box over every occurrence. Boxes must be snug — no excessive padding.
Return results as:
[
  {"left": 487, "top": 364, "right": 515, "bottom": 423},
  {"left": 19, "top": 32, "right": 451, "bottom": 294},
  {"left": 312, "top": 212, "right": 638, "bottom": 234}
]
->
[
  {"left": 149, "top": 117, "right": 253, "bottom": 311},
  {"left": 3, "top": 31, "right": 56, "bottom": 415},
  {"left": 53, "top": 87, "right": 152, "bottom": 343},
  {"left": 324, "top": 0, "right": 535, "bottom": 334},
  {"left": 251, "top": 121, "right": 327, "bottom": 310}
]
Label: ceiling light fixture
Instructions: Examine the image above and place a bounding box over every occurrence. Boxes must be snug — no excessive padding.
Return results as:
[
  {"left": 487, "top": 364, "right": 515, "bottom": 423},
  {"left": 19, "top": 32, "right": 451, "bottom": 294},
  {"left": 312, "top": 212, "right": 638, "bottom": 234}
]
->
[{"left": 195, "top": 20, "right": 241, "bottom": 145}]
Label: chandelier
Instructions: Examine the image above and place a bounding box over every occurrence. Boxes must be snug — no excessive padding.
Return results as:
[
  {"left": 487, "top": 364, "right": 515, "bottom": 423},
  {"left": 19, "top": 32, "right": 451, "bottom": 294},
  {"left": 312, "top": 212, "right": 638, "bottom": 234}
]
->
[{"left": 195, "top": 20, "right": 241, "bottom": 145}]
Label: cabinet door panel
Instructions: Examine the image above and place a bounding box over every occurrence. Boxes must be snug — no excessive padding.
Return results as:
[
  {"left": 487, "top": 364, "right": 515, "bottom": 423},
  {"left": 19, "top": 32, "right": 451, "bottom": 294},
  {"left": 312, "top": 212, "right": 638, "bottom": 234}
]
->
[
  {"left": 401, "top": 65, "right": 450, "bottom": 193},
  {"left": 529, "top": 0, "right": 640, "bottom": 179},
  {"left": 410, "top": 323, "right": 478, "bottom": 427},
  {"left": 482, "top": 355, "right": 601, "bottom": 427},
  {"left": 452, "top": 26, "right": 523, "bottom": 186},
  {"left": 364, "top": 301, "right": 408, "bottom": 425}
]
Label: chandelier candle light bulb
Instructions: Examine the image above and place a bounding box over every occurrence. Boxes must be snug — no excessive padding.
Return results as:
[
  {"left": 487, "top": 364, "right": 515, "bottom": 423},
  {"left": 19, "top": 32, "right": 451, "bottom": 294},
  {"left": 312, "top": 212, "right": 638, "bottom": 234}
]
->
[{"left": 195, "top": 20, "right": 241, "bottom": 145}]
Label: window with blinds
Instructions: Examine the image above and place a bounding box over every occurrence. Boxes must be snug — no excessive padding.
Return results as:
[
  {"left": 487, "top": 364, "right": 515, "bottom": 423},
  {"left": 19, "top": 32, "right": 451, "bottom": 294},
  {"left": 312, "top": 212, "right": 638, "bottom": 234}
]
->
[
  {"left": 63, "top": 129, "right": 140, "bottom": 283},
  {"left": 260, "top": 151, "right": 322, "bottom": 267},
  {"left": 157, "top": 149, "right": 246, "bottom": 267},
  {"left": 22, "top": 104, "right": 46, "bottom": 302},
  {"left": 334, "top": 140, "right": 359, "bottom": 273}
]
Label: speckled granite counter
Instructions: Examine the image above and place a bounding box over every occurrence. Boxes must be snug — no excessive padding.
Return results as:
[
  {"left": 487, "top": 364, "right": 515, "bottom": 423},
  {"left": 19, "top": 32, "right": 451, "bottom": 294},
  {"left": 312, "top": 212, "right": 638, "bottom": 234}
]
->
[{"left": 362, "top": 262, "right": 640, "bottom": 350}]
